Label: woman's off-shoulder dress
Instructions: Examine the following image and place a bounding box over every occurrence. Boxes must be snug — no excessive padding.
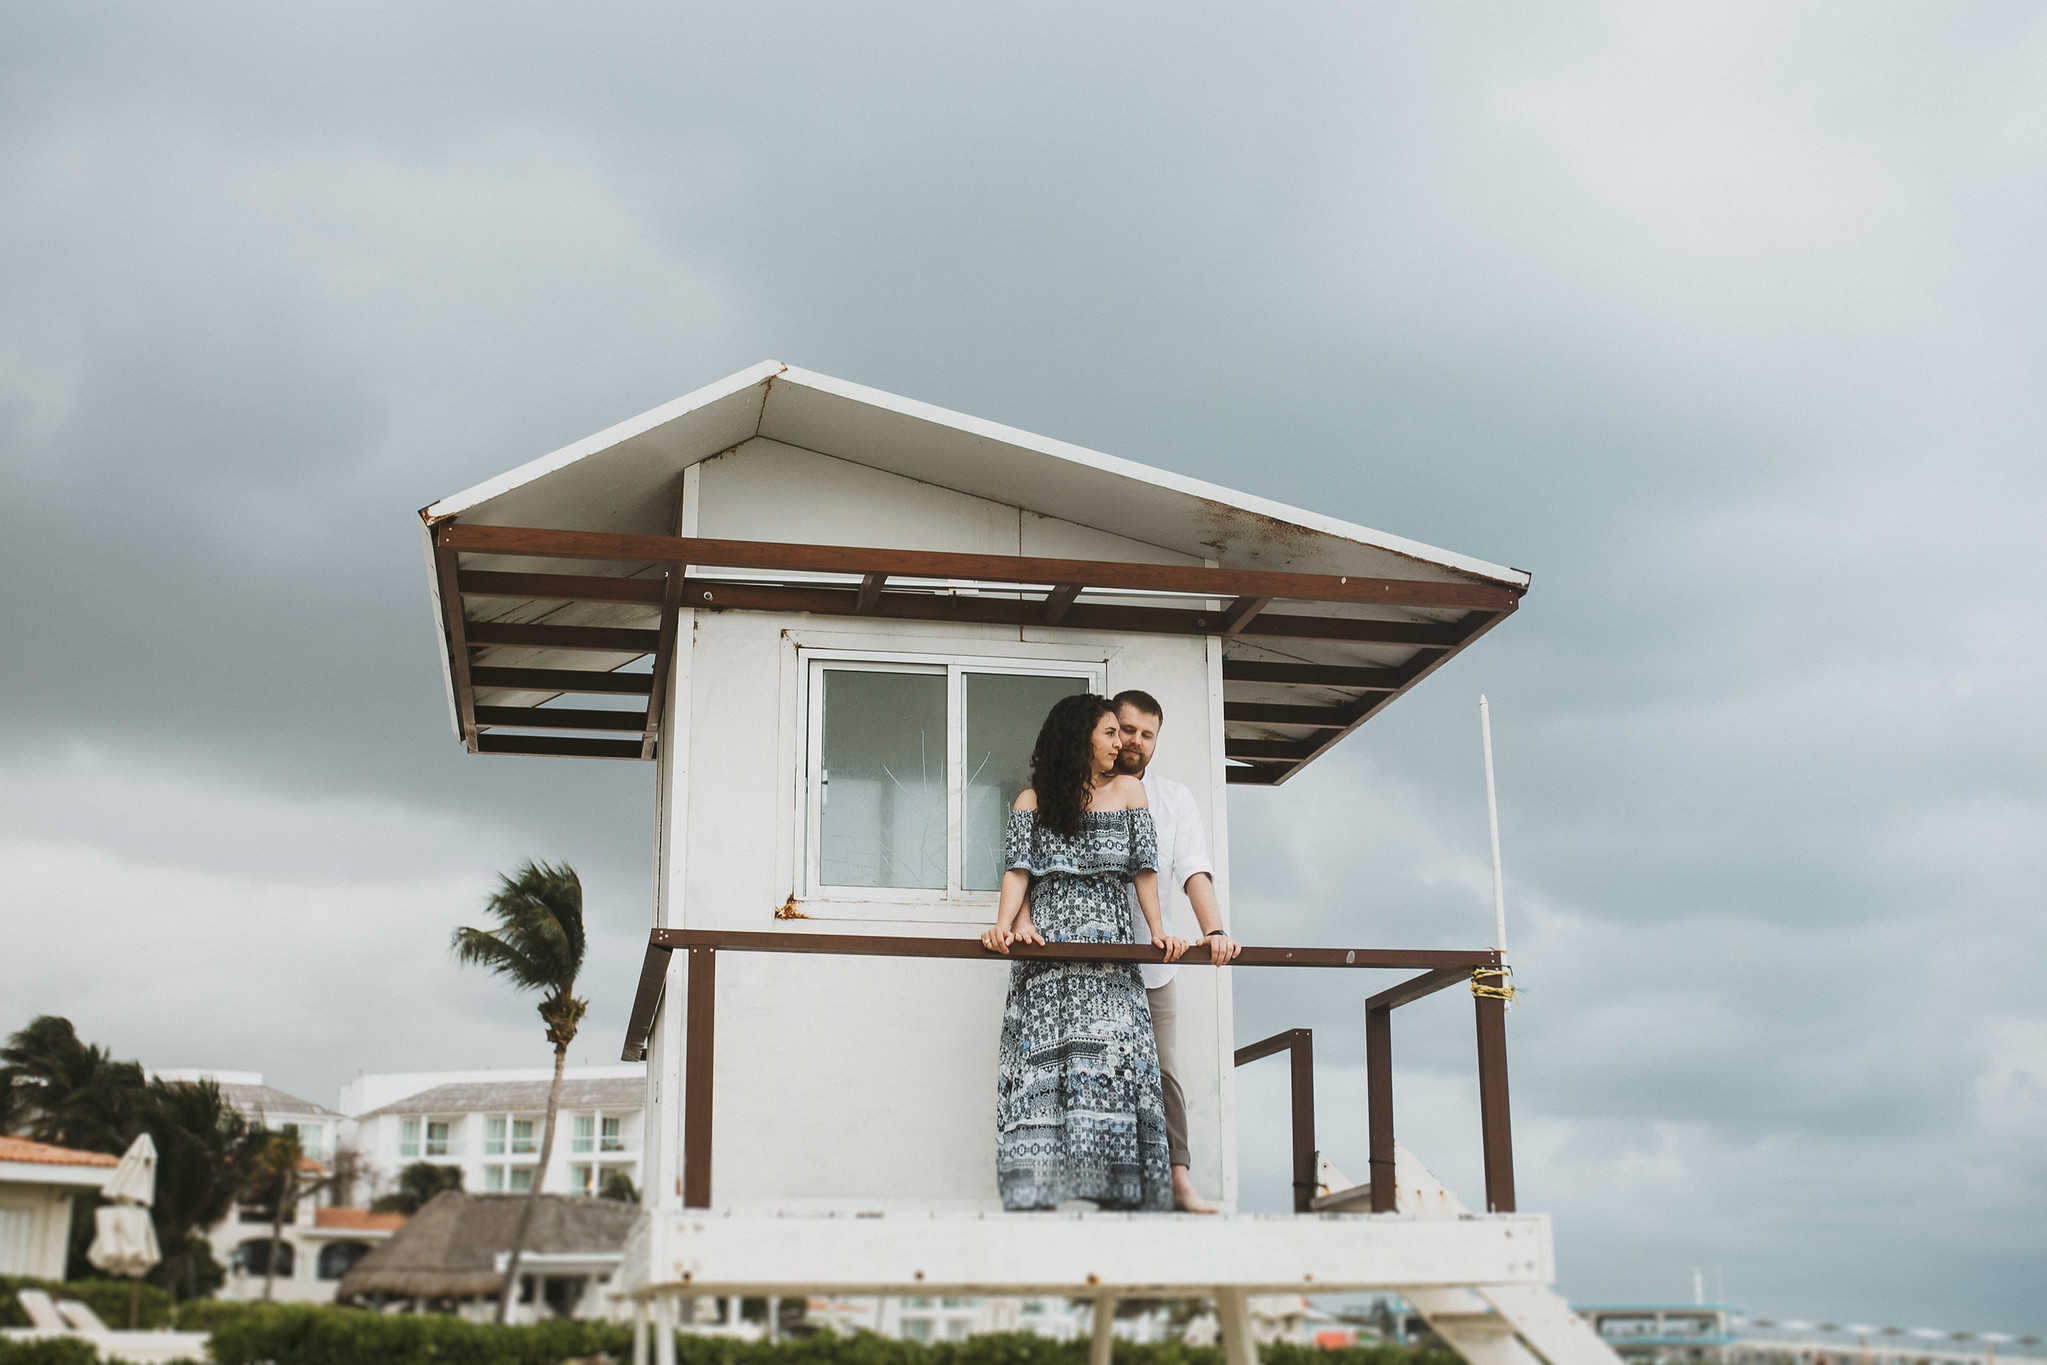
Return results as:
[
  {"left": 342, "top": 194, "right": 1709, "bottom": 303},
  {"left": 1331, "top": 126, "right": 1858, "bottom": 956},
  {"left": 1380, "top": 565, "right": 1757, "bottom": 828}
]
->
[{"left": 995, "top": 807, "right": 1173, "bottom": 1211}]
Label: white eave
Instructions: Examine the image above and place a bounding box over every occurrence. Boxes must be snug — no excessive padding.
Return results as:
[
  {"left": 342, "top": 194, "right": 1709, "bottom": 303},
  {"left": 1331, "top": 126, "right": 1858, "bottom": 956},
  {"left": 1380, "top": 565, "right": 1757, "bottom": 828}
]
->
[{"left": 419, "top": 361, "right": 1528, "bottom": 591}]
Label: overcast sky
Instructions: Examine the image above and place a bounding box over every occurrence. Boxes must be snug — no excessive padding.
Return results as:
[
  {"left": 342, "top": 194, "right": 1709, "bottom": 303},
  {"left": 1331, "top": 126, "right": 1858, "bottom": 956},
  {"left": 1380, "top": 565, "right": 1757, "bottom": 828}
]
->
[{"left": 2, "top": 0, "right": 2043, "bottom": 1336}]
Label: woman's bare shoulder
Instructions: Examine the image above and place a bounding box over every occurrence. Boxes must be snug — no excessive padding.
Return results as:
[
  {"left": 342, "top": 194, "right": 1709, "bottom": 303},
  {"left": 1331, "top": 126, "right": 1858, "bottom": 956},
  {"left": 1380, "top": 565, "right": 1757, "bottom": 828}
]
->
[
  {"left": 1012, "top": 788, "right": 1039, "bottom": 811},
  {"left": 1106, "top": 774, "right": 1148, "bottom": 809}
]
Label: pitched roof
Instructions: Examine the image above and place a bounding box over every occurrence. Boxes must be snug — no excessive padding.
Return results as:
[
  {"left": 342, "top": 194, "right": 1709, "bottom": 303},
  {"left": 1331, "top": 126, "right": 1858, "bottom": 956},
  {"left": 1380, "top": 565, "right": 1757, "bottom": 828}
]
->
[
  {"left": 423, "top": 362, "right": 1526, "bottom": 586},
  {"left": 358, "top": 1077, "right": 642, "bottom": 1120},
  {"left": 0, "top": 1136, "right": 121, "bottom": 1168},
  {"left": 335, "top": 1192, "right": 639, "bottom": 1300},
  {"left": 314, "top": 1207, "right": 409, "bottom": 1232},
  {"left": 415, "top": 361, "right": 1530, "bottom": 784},
  {"left": 217, "top": 1082, "right": 343, "bottom": 1119}
]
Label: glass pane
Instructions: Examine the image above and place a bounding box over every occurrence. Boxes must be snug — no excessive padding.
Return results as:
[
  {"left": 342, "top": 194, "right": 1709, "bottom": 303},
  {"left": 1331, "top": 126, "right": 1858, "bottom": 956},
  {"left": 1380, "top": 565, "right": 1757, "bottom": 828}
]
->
[
  {"left": 818, "top": 669, "right": 948, "bottom": 889},
  {"left": 963, "top": 673, "right": 1089, "bottom": 891}
]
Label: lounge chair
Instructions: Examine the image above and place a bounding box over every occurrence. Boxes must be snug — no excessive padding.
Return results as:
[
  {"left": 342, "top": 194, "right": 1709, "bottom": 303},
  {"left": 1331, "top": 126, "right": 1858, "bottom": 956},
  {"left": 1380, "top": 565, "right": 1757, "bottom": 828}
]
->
[
  {"left": 12, "top": 1290, "right": 70, "bottom": 1332},
  {"left": 56, "top": 1300, "right": 113, "bottom": 1333}
]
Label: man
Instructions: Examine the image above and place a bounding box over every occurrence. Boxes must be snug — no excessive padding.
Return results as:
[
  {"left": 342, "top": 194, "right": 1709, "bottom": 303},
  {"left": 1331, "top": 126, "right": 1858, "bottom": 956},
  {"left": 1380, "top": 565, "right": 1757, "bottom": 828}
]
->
[{"left": 1112, "top": 688, "right": 1241, "bottom": 1214}]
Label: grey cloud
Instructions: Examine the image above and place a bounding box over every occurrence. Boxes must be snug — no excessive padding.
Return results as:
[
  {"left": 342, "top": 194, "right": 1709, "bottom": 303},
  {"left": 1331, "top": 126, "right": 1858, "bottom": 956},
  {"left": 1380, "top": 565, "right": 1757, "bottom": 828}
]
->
[{"left": 1, "top": 0, "right": 2043, "bottom": 1334}]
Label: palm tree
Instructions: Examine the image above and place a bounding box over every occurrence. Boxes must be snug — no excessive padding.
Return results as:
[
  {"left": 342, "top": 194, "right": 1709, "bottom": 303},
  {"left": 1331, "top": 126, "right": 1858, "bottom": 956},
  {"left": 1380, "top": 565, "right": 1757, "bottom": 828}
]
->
[
  {"left": 139, "top": 1077, "right": 258, "bottom": 1302},
  {"left": 1, "top": 1015, "right": 146, "bottom": 1153},
  {"left": 452, "top": 860, "right": 589, "bottom": 1324},
  {"left": 242, "top": 1128, "right": 339, "bottom": 1302}
]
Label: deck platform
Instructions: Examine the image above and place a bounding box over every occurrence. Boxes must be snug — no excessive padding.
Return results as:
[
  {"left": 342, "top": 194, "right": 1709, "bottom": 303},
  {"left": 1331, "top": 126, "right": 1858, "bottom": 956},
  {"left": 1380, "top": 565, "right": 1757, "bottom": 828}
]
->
[{"left": 618, "top": 1202, "right": 1553, "bottom": 1299}]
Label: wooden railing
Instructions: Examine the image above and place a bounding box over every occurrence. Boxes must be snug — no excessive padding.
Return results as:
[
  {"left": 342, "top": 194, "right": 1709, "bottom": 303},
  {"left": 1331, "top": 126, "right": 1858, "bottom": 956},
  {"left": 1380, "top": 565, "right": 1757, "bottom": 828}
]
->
[{"left": 621, "top": 930, "right": 1514, "bottom": 1215}]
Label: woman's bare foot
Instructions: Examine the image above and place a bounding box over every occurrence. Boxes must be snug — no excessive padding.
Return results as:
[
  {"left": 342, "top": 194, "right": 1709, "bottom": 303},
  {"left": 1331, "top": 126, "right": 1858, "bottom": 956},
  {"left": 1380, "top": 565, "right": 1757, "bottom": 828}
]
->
[{"left": 1172, "top": 1165, "right": 1218, "bottom": 1213}]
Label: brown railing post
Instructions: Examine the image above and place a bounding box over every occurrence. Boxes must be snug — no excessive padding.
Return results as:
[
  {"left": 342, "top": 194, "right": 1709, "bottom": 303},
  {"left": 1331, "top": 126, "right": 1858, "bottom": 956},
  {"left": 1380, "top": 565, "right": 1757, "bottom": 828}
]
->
[
  {"left": 1365, "top": 1003, "right": 1395, "bottom": 1212},
  {"left": 1288, "top": 1030, "right": 1316, "bottom": 1213},
  {"left": 682, "top": 946, "right": 717, "bottom": 1208},
  {"left": 1473, "top": 985, "right": 1515, "bottom": 1213}
]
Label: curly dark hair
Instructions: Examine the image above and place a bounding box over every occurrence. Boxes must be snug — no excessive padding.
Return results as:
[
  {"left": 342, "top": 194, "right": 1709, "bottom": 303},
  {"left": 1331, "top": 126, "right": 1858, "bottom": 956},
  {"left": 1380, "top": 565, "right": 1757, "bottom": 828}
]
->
[{"left": 1029, "top": 692, "right": 1117, "bottom": 839}]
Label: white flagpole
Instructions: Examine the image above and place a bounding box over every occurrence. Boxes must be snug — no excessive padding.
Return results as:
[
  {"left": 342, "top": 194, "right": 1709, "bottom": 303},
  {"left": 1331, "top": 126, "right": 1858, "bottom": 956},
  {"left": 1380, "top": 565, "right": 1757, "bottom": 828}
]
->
[{"left": 1480, "top": 695, "right": 1507, "bottom": 959}]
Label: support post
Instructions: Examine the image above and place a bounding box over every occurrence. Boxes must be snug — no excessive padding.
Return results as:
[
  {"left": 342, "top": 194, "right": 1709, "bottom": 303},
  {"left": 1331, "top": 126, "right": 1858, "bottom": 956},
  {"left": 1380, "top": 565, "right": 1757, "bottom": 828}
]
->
[
  {"left": 683, "top": 947, "right": 717, "bottom": 1208},
  {"left": 1216, "top": 1289, "right": 1258, "bottom": 1365},
  {"left": 1090, "top": 1297, "right": 1116, "bottom": 1365},
  {"left": 631, "top": 1300, "right": 650, "bottom": 1365},
  {"left": 654, "top": 1295, "right": 677, "bottom": 1365},
  {"left": 1289, "top": 1031, "right": 1316, "bottom": 1213},
  {"left": 1474, "top": 989, "right": 1515, "bottom": 1213},
  {"left": 1366, "top": 1003, "right": 1395, "bottom": 1212}
]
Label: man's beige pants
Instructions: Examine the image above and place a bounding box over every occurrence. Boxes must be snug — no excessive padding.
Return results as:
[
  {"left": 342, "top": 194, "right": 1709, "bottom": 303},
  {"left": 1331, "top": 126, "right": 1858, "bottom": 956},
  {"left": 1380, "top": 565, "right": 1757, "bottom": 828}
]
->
[{"left": 1147, "top": 978, "right": 1190, "bottom": 1168}]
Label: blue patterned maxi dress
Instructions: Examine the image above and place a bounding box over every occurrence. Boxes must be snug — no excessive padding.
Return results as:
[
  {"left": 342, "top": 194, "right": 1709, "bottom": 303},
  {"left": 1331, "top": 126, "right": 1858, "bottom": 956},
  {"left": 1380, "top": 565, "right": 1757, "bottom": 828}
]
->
[{"left": 995, "top": 808, "right": 1173, "bottom": 1211}]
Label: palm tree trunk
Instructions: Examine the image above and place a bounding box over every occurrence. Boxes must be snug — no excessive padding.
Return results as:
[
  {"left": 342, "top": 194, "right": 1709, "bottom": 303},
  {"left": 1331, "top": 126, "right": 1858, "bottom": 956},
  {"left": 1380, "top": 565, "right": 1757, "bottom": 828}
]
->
[
  {"left": 496, "top": 1039, "right": 568, "bottom": 1323},
  {"left": 263, "top": 1167, "right": 290, "bottom": 1303}
]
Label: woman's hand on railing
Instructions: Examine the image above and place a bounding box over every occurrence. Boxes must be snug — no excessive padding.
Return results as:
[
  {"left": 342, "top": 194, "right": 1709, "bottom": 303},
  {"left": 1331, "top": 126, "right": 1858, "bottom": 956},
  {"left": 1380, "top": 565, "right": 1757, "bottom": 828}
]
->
[
  {"left": 1011, "top": 915, "right": 1045, "bottom": 947},
  {"left": 980, "top": 924, "right": 1014, "bottom": 953}
]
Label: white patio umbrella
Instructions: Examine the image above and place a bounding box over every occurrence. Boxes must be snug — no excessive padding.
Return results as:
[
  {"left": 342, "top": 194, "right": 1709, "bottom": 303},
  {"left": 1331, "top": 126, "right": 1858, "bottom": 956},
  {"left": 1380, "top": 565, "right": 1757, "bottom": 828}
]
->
[{"left": 88, "top": 1133, "right": 162, "bottom": 1324}]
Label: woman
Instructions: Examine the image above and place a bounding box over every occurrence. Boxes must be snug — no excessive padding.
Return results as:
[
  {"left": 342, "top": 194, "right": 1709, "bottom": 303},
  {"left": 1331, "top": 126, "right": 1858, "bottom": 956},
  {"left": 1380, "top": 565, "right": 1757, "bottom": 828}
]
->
[{"left": 981, "top": 692, "right": 1188, "bottom": 1211}]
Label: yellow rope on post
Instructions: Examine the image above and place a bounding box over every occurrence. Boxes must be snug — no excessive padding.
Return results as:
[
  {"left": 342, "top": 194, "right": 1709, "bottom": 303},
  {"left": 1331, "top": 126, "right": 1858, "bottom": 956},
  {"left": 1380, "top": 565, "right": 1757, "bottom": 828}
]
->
[{"left": 1471, "top": 965, "right": 1517, "bottom": 1006}]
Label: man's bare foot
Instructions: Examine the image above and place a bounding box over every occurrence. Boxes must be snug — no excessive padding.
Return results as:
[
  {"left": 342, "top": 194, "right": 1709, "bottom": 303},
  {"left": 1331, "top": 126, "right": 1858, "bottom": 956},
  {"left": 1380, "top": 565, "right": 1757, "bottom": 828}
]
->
[{"left": 1172, "top": 1165, "right": 1218, "bottom": 1213}]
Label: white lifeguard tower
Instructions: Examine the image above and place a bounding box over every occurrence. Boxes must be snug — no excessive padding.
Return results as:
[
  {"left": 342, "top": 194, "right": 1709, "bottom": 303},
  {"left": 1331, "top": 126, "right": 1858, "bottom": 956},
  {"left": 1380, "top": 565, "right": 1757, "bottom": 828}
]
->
[{"left": 415, "top": 361, "right": 1620, "bottom": 1365}]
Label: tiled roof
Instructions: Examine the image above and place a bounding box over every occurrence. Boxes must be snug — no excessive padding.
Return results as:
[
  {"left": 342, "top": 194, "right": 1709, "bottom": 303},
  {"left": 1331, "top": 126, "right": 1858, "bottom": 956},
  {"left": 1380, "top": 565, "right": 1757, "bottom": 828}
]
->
[
  {"left": 218, "top": 1082, "right": 343, "bottom": 1119},
  {"left": 315, "top": 1207, "right": 408, "bottom": 1232},
  {"left": 359, "top": 1076, "right": 642, "bottom": 1119},
  {"left": 0, "top": 1136, "right": 121, "bottom": 1168}
]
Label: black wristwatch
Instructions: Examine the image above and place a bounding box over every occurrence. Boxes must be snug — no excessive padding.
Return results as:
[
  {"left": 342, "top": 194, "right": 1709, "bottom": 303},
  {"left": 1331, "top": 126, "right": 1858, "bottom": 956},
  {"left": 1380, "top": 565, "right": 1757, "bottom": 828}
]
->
[{"left": 1203, "top": 929, "right": 1230, "bottom": 940}]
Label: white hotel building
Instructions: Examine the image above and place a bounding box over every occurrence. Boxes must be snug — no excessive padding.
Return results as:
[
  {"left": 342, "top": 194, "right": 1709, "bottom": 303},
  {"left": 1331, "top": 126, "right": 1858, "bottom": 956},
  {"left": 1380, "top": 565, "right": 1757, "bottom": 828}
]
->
[{"left": 340, "top": 1065, "right": 645, "bottom": 1200}]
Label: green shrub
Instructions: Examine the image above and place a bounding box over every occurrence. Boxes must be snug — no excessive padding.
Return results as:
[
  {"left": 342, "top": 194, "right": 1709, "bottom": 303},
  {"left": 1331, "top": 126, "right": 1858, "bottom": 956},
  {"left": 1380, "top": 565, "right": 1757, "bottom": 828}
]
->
[
  {"left": 0, "top": 1277, "right": 175, "bottom": 1332},
  {"left": 208, "top": 1303, "right": 631, "bottom": 1365},
  {"left": 200, "top": 1304, "right": 1461, "bottom": 1365},
  {"left": 0, "top": 1337, "right": 100, "bottom": 1365}
]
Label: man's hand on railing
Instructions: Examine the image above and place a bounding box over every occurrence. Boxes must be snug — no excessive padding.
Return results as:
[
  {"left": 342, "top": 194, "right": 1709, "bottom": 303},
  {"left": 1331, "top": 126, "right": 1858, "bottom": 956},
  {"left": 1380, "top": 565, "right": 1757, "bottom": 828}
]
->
[
  {"left": 1203, "top": 931, "right": 1243, "bottom": 967},
  {"left": 1157, "top": 934, "right": 1189, "bottom": 962}
]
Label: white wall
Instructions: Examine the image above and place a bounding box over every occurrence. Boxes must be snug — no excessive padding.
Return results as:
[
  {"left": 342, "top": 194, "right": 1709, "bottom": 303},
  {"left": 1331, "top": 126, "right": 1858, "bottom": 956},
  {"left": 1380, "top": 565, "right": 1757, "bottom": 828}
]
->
[
  {"left": 0, "top": 1180, "right": 87, "bottom": 1280},
  {"left": 652, "top": 441, "right": 1235, "bottom": 1208}
]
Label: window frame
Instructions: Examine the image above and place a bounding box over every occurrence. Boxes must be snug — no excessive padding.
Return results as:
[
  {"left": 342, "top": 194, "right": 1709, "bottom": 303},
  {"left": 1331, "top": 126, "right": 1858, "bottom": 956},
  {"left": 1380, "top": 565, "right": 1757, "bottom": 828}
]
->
[{"left": 798, "top": 648, "right": 1105, "bottom": 914}]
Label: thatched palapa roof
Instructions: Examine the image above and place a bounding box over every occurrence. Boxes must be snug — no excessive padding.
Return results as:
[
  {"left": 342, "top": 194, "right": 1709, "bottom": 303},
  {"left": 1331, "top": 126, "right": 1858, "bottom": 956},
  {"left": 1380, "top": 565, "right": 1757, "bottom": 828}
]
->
[{"left": 336, "top": 1192, "right": 639, "bottom": 1300}]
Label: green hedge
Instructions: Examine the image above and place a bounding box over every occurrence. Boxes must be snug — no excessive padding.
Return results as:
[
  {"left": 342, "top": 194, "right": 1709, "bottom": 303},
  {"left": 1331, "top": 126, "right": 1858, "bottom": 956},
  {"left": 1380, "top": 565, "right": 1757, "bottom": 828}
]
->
[
  {"left": 208, "top": 1303, "right": 633, "bottom": 1365},
  {"left": 0, "top": 1277, "right": 173, "bottom": 1331},
  {"left": 207, "top": 1311, "right": 1460, "bottom": 1365},
  {"left": 0, "top": 1340, "right": 100, "bottom": 1365},
  {"left": 666, "top": 1337, "right": 1452, "bottom": 1365}
]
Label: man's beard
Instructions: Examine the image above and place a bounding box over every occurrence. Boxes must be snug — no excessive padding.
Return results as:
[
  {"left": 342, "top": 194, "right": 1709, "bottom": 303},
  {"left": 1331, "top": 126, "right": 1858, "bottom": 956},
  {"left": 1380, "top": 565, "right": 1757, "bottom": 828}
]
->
[{"left": 1115, "top": 747, "right": 1146, "bottom": 775}]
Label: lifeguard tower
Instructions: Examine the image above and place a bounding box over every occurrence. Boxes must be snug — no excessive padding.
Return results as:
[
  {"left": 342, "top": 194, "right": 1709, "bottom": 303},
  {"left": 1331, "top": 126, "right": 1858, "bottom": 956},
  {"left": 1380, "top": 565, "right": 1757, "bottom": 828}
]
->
[{"left": 415, "top": 362, "right": 1621, "bottom": 1365}]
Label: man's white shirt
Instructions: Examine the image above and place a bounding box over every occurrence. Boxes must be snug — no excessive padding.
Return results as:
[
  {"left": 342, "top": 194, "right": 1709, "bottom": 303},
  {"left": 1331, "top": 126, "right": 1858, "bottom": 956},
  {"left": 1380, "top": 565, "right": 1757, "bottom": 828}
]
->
[{"left": 1128, "top": 769, "right": 1216, "bottom": 990}]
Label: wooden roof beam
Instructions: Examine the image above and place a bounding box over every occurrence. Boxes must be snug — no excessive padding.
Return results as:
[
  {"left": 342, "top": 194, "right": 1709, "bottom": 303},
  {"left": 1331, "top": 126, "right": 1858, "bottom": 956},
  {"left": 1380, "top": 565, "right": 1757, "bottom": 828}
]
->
[
  {"left": 469, "top": 666, "right": 655, "bottom": 696},
  {"left": 1043, "top": 583, "right": 1083, "bottom": 625},
  {"left": 1218, "top": 594, "right": 1274, "bottom": 639},
  {"left": 1220, "top": 660, "right": 1406, "bottom": 690},
  {"left": 1223, "top": 702, "right": 1356, "bottom": 729},
  {"left": 438, "top": 524, "right": 1523, "bottom": 613},
  {"left": 641, "top": 570, "right": 684, "bottom": 760},
  {"left": 432, "top": 526, "right": 480, "bottom": 752},
  {"left": 459, "top": 570, "right": 665, "bottom": 605},
  {"left": 465, "top": 621, "right": 661, "bottom": 653},
  {"left": 476, "top": 734, "right": 647, "bottom": 760},
  {"left": 474, "top": 706, "right": 650, "bottom": 732},
  {"left": 684, "top": 578, "right": 1477, "bottom": 647}
]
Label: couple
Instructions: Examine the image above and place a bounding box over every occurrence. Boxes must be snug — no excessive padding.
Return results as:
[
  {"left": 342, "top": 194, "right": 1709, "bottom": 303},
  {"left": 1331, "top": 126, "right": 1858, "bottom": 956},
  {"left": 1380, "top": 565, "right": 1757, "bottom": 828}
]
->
[{"left": 980, "top": 689, "right": 1241, "bottom": 1213}]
